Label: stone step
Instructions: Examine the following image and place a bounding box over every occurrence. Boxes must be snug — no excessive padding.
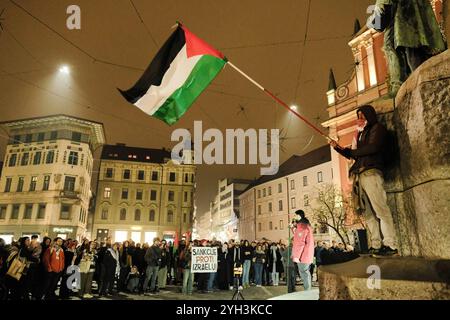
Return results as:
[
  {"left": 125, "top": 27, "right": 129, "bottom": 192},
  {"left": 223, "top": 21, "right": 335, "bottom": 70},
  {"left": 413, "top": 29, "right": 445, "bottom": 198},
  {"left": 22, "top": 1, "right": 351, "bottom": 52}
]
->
[{"left": 318, "top": 256, "right": 450, "bottom": 300}]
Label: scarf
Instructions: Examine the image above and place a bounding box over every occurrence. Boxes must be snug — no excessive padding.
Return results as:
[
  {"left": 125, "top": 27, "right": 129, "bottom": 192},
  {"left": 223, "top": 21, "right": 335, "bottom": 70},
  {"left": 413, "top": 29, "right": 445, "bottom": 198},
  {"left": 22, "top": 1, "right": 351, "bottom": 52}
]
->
[{"left": 234, "top": 247, "right": 240, "bottom": 262}]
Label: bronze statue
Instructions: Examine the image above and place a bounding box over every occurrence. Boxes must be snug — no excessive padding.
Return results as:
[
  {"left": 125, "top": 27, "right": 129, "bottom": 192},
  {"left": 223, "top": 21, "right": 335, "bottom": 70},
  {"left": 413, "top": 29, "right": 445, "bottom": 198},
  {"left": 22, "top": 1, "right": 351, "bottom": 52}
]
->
[{"left": 370, "top": 0, "right": 446, "bottom": 96}]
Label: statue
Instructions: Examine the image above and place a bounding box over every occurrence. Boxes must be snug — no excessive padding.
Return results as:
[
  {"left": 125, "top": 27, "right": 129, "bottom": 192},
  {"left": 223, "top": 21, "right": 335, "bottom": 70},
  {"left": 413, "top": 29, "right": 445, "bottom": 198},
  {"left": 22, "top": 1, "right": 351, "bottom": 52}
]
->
[{"left": 369, "top": 0, "right": 447, "bottom": 96}]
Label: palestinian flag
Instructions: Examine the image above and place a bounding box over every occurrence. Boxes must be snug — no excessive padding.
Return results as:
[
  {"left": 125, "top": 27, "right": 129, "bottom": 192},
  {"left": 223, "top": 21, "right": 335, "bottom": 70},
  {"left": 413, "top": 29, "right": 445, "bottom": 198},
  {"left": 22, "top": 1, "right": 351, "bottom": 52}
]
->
[{"left": 119, "top": 24, "right": 227, "bottom": 125}]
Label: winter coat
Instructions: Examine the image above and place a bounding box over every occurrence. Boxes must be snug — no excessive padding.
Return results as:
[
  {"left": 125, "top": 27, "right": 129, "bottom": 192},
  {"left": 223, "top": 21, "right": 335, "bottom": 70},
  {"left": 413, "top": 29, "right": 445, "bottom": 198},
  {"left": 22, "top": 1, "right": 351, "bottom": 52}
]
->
[
  {"left": 160, "top": 249, "right": 169, "bottom": 268},
  {"left": 252, "top": 250, "right": 266, "bottom": 264},
  {"left": 268, "top": 247, "right": 283, "bottom": 273},
  {"left": 43, "top": 246, "right": 65, "bottom": 273},
  {"left": 291, "top": 222, "right": 315, "bottom": 264},
  {"left": 335, "top": 105, "right": 388, "bottom": 175},
  {"left": 120, "top": 247, "right": 132, "bottom": 268},
  {"left": 242, "top": 246, "right": 253, "bottom": 261},
  {"left": 181, "top": 249, "right": 192, "bottom": 269},
  {"left": 144, "top": 245, "right": 162, "bottom": 267},
  {"left": 103, "top": 248, "right": 120, "bottom": 276}
]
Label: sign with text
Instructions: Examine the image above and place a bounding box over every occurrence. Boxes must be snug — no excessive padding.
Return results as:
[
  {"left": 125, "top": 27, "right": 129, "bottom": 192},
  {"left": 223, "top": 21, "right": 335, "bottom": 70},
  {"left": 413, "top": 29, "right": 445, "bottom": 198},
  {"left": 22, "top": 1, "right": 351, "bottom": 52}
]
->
[{"left": 191, "top": 247, "right": 218, "bottom": 273}]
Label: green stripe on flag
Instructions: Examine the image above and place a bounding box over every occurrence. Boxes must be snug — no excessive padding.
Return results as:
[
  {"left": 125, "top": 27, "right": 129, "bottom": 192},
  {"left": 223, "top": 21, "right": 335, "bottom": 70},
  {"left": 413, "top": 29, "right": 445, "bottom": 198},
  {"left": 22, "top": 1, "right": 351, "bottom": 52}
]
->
[{"left": 152, "top": 55, "right": 226, "bottom": 125}]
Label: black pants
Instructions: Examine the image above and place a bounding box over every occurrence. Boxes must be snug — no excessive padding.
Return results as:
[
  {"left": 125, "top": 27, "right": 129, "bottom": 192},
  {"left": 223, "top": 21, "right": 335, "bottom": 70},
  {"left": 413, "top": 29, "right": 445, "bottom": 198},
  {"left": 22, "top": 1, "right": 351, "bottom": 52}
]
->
[
  {"left": 197, "top": 273, "right": 209, "bottom": 291},
  {"left": 99, "top": 267, "right": 116, "bottom": 295},
  {"left": 42, "top": 272, "right": 62, "bottom": 300},
  {"left": 118, "top": 266, "right": 130, "bottom": 291},
  {"left": 287, "top": 266, "right": 296, "bottom": 293}
]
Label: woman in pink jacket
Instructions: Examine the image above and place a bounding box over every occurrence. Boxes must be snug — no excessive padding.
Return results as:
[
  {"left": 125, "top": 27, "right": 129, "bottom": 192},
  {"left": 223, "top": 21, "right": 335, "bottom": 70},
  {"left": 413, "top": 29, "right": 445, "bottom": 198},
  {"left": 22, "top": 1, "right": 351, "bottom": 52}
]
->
[{"left": 291, "top": 210, "right": 314, "bottom": 291}]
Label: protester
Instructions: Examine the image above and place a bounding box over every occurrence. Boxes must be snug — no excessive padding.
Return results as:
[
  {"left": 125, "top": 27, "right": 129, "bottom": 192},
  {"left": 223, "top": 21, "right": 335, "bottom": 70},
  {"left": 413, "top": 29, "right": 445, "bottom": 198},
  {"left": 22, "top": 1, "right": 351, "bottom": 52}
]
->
[
  {"left": 291, "top": 210, "right": 315, "bottom": 291},
  {"left": 157, "top": 240, "right": 169, "bottom": 291},
  {"left": 78, "top": 241, "right": 97, "bottom": 299},
  {"left": 268, "top": 242, "right": 283, "bottom": 286},
  {"left": 42, "top": 237, "right": 65, "bottom": 300},
  {"left": 143, "top": 237, "right": 161, "bottom": 295},
  {"left": 98, "top": 242, "right": 120, "bottom": 297},
  {"left": 252, "top": 244, "right": 266, "bottom": 287},
  {"left": 181, "top": 242, "right": 193, "bottom": 295}
]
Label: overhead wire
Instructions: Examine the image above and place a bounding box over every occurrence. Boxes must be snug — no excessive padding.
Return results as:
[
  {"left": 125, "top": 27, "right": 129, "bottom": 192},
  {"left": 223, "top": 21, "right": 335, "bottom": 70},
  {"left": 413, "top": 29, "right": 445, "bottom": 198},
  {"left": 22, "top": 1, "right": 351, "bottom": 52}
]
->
[
  {"left": 129, "top": 0, "right": 158, "bottom": 48},
  {"left": 8, "top": 0, "right": 144, "bottom": 72}
]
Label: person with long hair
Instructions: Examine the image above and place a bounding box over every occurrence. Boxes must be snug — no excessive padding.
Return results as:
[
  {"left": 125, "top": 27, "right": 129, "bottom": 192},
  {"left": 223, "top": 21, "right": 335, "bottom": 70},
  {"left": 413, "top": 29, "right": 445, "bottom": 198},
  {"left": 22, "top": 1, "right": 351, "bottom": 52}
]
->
[
  {"left": 98, "top": 242, "right": 120, "bottom": 296},
  {"left": 78, "top": 241, "right": 97, "bottom": 299},
  {"left": 252, "top": 244, "right": 266, "bottom": 287},
  {"left": 241, "top": 240, "right": 253, "bottom": 288}
]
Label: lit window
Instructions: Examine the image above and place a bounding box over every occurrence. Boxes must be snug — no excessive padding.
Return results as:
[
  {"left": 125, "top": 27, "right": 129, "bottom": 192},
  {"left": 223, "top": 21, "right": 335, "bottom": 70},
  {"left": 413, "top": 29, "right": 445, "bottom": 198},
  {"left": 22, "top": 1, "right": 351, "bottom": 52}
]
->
[
  {"left": 104, "top": 187, "right": 111, "bottom": 199},
  {"left": 115, "top": 231, "right": 128, "bottom": 243},
  {"left": 30, "top": 176, "right": 37, "bottom": 191}
]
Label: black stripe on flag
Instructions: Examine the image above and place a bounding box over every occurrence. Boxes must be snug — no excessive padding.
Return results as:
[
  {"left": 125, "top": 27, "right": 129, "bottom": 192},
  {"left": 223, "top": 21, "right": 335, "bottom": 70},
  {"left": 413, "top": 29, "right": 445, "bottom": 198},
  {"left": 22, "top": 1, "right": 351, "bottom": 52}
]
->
[{"left": 118, "top": 26, "right": 186, "bottom": 104}]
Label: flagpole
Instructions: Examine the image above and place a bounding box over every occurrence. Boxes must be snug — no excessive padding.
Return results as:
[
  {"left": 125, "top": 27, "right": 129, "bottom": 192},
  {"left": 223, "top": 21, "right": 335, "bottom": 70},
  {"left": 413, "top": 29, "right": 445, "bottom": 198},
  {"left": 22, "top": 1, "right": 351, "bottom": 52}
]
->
[{"left": 226, "top": 61, "right": 338, "bottom": 145}]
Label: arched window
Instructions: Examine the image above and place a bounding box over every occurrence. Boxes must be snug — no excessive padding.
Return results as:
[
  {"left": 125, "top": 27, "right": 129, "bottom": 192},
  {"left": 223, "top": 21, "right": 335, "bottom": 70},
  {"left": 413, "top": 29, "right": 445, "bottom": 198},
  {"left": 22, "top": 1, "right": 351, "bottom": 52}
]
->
[
  {"left": 135, "top": 209, "right": 141, "bottom": 221},
  {"left": 149, "top": 209, "right": 156, "bottom": 222},
  {"left": 101, "top": 208, "right": 108, "bottom": 220},
  {"left": 120, "top": 208, "right": 127, "bottom": 220},
  {"left": 167, "top": 210, "right": 174, "bottom": 223}
]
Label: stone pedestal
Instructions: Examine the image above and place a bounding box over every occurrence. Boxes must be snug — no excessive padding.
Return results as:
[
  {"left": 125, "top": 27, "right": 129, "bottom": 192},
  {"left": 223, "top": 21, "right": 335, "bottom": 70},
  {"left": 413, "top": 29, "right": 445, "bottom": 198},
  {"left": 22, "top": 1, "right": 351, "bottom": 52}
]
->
[
  {"left": 386, "top": 49, "right": 450, "bottom": 259},
  {"left": 319, "top": 256, "right": 450, "bottom": 300}
]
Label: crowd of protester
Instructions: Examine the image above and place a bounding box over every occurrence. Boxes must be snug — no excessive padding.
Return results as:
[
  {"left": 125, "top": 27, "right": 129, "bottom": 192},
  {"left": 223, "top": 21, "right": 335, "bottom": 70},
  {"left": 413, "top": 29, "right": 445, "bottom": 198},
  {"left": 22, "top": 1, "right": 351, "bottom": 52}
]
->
[{"left": 0, "top": 235, "right": 356, "bottom": 300}]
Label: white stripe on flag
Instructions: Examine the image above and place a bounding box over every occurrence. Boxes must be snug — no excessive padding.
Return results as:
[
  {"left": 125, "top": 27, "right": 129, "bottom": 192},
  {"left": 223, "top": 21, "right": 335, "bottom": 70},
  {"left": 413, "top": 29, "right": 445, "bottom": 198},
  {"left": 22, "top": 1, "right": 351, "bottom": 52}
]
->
[{"left": 134, "top": 44, "right": 202, "bottom": 115}]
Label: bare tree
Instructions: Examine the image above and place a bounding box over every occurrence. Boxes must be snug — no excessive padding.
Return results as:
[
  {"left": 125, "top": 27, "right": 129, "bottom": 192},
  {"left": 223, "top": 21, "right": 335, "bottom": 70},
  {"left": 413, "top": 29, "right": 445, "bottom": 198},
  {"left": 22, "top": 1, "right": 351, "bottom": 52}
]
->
[{"left": 311, "top": 184, "right": 352, "bottom": 248}]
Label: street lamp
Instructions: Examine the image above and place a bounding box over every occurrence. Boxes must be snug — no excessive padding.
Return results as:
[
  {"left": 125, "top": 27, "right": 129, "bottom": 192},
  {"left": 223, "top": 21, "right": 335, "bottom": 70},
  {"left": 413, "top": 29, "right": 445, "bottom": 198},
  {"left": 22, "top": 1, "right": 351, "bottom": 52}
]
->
[{"left": 59, "top": 65, "right": 70, "bottom": 74}]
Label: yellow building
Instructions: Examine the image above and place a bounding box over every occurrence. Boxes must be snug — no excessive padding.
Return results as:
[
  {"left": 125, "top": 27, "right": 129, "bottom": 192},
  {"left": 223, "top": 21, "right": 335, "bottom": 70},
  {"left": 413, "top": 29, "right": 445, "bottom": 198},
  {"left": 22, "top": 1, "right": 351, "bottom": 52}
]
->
[
  {"left": 0, "top": 115, "right": 105, "bottom": 242},
  {"left": 92, "top": 144, "right": 195, "bottom": 244}
]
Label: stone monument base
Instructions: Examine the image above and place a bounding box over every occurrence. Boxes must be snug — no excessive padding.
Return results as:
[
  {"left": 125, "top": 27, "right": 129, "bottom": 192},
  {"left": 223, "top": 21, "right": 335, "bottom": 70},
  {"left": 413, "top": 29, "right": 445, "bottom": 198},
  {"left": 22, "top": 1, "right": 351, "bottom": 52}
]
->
[{"left": 318, "top": 256, "right": 450, "bottom": 300}]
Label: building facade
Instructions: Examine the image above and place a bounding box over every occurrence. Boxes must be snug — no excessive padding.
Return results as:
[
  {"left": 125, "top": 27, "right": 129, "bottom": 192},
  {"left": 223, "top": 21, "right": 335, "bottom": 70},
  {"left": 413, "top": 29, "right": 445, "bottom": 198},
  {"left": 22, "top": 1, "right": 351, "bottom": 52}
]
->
[
  {"left": 0, "top": 115, "right": 105, "bottom": 243},
  {"left": 207, "top": 178, "right": 252, "bottom": 242},
  {"left": 239, "top": 146, "right": 337, "bottom": 243},
  {"left": 92, "top": 144, "right": 195, "bottom": 244}
]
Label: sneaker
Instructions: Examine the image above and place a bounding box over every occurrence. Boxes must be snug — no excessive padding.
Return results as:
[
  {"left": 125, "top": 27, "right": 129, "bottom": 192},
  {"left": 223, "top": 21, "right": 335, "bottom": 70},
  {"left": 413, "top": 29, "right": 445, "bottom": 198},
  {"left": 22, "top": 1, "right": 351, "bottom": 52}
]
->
[
  {"left": 238, "top": 286, "right": 243, "bottom": 290},
  {"left": 229, "top": 286, "right": 234, "bottom": 291},
  {"left": 368, "top": 247, "right": 382, "bottom": 255},
  {"left": 379, "top": 246, "right": 399, "bottom": 256},
  {"left": 256, "top": 285, "right": 262, "bottom": 287}
]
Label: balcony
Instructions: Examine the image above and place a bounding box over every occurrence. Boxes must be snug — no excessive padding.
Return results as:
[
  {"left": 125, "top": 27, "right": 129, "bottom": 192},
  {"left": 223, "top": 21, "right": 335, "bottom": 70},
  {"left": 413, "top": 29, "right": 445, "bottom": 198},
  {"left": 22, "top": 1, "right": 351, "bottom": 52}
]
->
[{"left": 60, "top": 190, "right": 81, "bottom": 200}]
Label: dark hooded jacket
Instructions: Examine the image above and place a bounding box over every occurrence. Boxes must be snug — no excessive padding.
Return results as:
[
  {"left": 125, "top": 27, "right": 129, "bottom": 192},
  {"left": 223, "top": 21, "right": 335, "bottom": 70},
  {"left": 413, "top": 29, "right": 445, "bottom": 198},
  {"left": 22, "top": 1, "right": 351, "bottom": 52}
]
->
[{"left": 334, "top": 105, "right": 387, "bottom": 175}]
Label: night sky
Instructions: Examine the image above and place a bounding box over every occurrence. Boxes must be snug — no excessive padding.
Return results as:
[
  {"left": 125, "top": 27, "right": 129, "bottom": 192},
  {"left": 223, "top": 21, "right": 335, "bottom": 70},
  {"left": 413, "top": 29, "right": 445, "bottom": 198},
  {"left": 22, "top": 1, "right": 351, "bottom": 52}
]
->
[{"left": 0, "top": 0, "right": 374, "bottom": 216}]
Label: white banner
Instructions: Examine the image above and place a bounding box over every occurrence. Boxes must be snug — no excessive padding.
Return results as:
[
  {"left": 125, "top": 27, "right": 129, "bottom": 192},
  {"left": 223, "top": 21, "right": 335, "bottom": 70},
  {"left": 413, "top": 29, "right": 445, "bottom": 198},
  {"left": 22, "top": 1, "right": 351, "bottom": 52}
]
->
[{"left": 191, "top": 247, "right": 218, "bottom": 273}]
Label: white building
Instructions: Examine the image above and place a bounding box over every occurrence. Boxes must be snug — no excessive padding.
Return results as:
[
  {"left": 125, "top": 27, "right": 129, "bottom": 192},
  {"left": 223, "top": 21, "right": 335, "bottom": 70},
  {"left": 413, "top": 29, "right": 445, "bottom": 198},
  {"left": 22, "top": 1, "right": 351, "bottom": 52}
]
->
[
  {"left": 0, "top": 115, "right": 105, "bottom": 243},
  {"left": 239, "top": 145, "right": 337, "bottom": 243},
  {"left": 208, "top": 178, "right": 252, "bottom": 242},
  {"left": 92, "top": 144, "right": 196, "bottom": 244},
  {"left": 193, "top": 210, "right": 212, "bottom": 240}
]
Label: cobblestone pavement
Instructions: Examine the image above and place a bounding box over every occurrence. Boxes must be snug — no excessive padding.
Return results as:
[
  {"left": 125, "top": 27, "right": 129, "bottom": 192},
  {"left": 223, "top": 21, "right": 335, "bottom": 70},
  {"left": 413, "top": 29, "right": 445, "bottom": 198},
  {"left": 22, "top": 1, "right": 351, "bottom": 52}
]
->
[{"left": 67, "top": 282, "right": 318, "bottom": 300}]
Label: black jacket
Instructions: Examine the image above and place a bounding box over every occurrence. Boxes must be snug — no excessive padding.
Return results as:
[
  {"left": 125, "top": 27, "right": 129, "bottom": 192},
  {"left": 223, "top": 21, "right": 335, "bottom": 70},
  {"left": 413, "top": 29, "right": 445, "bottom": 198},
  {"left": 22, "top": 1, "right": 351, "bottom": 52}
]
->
[
  {"left": 334, "top": 105, "right": 388, "bottom": 175},
  {"left": 144, "top": 245, "right": 162, "bottom": 267},
  {"left": 160, "top": 249, "right": 169, "bottom": 268},
  {"left": 242, "top": 246, "right": 253, "bottom": 261}
]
